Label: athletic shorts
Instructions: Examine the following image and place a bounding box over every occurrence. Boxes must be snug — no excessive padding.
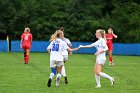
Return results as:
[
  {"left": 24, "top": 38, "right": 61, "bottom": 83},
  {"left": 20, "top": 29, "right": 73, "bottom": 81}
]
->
[
  {"left": 22, "top": 44, "right": 31, "bottom": 50},
  {"left": 96, "top": 60, "right": 106, "bottom": 65},
  {"left": 63, "top": 55, "right": 68, "bottom": 61},
  {"left": 50, "top": 60, "right": 64, "bottom": 68},
  {"left": 106, "top": 43, "right": 113, "bottom": 50}
]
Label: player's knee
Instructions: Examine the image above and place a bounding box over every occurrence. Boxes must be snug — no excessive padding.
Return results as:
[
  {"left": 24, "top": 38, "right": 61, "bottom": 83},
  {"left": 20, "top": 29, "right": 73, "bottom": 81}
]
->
[
  {"left": 51, "top": 67, "right": 57, "bottom": 75},
  {"left": 95, "top": 70, "right": 100, "bottom": 75}
]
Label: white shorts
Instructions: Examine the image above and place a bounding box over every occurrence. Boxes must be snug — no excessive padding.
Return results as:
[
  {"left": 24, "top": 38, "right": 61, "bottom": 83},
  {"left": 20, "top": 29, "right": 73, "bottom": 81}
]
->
[
  {"left": 96, "top": 60, "right": 106, "bottom": 65},
  {"left": 63, "top": 55, "right": 68, "bottom": 61},
  {"left": 50, "top": 60, "right": 64, "bottom": 68}
]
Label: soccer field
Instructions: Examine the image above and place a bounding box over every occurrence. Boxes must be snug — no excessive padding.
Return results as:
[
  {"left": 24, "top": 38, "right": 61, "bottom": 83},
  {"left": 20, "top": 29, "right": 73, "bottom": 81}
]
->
[{"left": 0, "top": 52, "right": 140, "bottom": 93}]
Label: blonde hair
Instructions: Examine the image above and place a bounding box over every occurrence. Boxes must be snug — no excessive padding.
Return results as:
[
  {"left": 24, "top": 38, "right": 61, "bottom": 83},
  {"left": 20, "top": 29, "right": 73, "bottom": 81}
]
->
[
  {"left": 97, "top": 29, "right": 106, "bottom": 38},
  {"left": 24, "top": 27, "right": 30, "bottom": 32},
  {"left": 49, "top": 30, "right": 63, "bottom": 41}
]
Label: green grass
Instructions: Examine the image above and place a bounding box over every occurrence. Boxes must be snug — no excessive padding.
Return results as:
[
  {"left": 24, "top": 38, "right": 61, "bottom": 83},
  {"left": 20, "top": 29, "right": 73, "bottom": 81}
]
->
[{"left": 0, "top": 52, "right": 140, "bottom": 93}]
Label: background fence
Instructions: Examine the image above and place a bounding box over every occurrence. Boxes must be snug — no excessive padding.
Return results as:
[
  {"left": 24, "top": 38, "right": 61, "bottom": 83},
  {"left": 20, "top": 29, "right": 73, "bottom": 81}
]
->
[{"left": 0, "top": 40, "right": 140, "bottom": 55}]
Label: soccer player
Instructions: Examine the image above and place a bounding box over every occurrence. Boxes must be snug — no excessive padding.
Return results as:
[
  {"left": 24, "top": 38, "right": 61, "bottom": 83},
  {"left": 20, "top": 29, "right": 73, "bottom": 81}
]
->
[
  {"left": 106, "top": 28, "right": 118, "bottom": 65},
  {"left": 78, "top": 29, "right": 114, "bottom": 88},
  {"left": 60, "top": 27, "right": 72, "bottom": 55},
  {"left": 60, "top": 27, "right": 72, "bottom": 84},
  {"left": 20, "top": 27, "right": 32, "bottom": 64},
  {"left": 47, "top": 30, "right": 78, "bottom": 87}
]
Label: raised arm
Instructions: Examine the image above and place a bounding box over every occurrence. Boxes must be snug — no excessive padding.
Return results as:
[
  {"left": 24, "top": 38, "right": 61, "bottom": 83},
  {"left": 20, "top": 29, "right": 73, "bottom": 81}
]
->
[{"left": 112, "top": 30, "right": 118, "bottom": 38}]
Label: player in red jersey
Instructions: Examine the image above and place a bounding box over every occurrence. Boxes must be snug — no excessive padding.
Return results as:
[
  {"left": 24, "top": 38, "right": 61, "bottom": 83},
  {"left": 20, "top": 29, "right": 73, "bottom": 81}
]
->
[
  {"left": 106, "top": 28, "right": 118, "bottom": 65},
  {"left": 20, "top": 27, "right": 33, "bottom": 64}
]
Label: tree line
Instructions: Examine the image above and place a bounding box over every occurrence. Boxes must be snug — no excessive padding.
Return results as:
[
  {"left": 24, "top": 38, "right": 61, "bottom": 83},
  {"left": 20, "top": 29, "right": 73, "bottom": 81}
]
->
[{"left": 0, "top": 0, "right": 140, "bottom": 43}]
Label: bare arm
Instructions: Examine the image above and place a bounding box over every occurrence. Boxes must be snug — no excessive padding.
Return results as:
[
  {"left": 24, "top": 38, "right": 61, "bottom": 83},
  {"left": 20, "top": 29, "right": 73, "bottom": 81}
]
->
[
  {"left": 112, "top": 30, "right": 118, "bottom": 38},
  {"left": 69, "top": 43, "right": 73, "bottom": 55},
  {"left": 112, "top": 33, "right": 118, "bottom": 38},
  {"left": 78, "top": 43, "right": 96, "bottom": 48},
  {"left": 67, "top": 47, "right": 78, "bottom": 52},
  {"left": 47, "top": 49, "right": 51, "bottom": 54},
  {"left": 20, "top": 38, "right": 23, "bottom": 48}
]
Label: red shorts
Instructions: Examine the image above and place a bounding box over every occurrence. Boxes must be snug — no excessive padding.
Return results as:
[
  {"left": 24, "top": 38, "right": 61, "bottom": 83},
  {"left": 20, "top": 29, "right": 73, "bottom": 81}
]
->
[
  {"left": 22, "top": 44, "right": 31, "bottom": 50},
  {"left": 106, "top": 43, "right": 113, "bottom": 50}
]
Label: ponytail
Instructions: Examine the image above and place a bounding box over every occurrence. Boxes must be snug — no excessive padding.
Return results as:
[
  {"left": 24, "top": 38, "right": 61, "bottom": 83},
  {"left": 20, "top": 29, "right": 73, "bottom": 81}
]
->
[
  {"left": 101, "top": 30, "right": 106, "bottom": 38},
  {"left": 49, "top": 31, "right": 58, "bottom": 41},
  {"left": 49, "top": 30, "right": 63, "bottom": 41}
]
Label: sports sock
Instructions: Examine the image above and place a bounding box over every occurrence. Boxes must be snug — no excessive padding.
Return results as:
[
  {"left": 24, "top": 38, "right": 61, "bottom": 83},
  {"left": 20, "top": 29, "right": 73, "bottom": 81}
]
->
[
  {"left": 99, "top": 72, "right": 112, "bottom": 80},
  {"left": 26, "top": 55, "right": 29, "bottom": 63},
  {"left": 24, "top": 53, "right": 26, "bottom": 63},
  {"left": 24, "top": 52, "right": 26, "bottom": 58},
  {"left": 109, "top": 56, "right": 113, "bottom": 62},
  {"left": 51, "top": 68, "right": 57, "bottom": 75},
  {"left": 56, "top": 73, "right": 61, "bottom": 79},
  {"left": 61, "top": 66, "right": 66, "bottom": 77},
  {"left": 49, "top": 73, "right": 54, "bottom": 79},
  {"left": 56, "top": 73, "right": 61, "bottom": 86},
  {"left": 95, "top": 74, "right": 101, "bottom": 86}
]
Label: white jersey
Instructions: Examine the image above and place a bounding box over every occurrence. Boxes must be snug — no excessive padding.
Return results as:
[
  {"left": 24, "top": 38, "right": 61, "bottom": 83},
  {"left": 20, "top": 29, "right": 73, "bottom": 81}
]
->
[
  {"left": 61, "top": 37, "right": 71, "bottom": 56},
  {"left": 47, "top": 38, "right": 69, "bottom": 61},
  {"left": 88, "top": 38, "right": 108, "bottom": 61}
]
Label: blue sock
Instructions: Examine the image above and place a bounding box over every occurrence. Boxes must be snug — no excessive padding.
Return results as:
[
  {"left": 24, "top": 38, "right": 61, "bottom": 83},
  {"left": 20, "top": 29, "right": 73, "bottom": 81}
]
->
[{"left": 51, "top": 68, "right": 57, "bottom": 75}]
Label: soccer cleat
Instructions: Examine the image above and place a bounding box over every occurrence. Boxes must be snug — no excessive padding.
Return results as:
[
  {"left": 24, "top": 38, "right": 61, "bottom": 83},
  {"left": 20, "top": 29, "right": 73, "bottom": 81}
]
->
[
  {"left": 25, "top": 62, "right": 28, "bottom": 64},
  {"left": 47, "top": 78, "right": 52, "bottom": 87},
  {"left": 109, "top": 62, "right": 112, "bottom": 65},
  {"left": 111, "top": 77, "right": 115, "bottom": 86},
  {"left": 56, "top": 77, "right": 60, "bottom": 87},
  {"left": 112, "top": 62, "right": 115, "bottom": 66},
  {"left": 95, "top": 85, "right": 101, "bottom": 88},
  {"left": 64, "top": 76, "right": 68, "bottom": 84}
]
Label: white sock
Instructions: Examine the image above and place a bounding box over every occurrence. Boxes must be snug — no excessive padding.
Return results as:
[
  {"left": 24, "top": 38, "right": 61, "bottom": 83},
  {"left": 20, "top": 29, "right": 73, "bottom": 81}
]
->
[
  {"left": 49, "top": 73, "right": 54, "bottom": 79},
  {"left": 99, "top": 72, "right": 112, "bottom": 80},
  {"left": 95, "top": 74, "right": 101, "bottom": 86},
  {"left": 56, "top": 73, "right": 61, "bottom": 86},
  {"left": 61, "top": 66, "right": 66, "bottom": 77},
  {"left": 56, "top": 73, "right": 61, "bottom": 79}
]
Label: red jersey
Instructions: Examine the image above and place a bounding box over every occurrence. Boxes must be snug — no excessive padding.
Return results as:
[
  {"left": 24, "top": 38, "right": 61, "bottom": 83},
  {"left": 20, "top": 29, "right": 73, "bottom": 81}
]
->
[
  {"left": 21, "top": 32, "right": 32, "bottom": 45},
  {"left": 106, "top": 34, "right": 114, "bottom": 44}
]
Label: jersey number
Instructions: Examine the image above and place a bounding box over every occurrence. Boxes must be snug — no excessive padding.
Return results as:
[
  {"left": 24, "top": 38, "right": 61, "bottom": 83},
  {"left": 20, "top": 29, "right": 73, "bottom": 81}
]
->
[
  {"left": 25, "top": 35, "right": 29, "bottom": 40},
  {"left": 52, "top": 44, "right": 59, "bottom": 51}
]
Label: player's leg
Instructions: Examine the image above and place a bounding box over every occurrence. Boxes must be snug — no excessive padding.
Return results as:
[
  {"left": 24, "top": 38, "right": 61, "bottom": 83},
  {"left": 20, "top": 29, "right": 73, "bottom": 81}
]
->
[
  {"left": 47, "top": 67, "right": 57, "bottom": 87},
  {"left": 24, "top": 50, "right": 27, "bottom": 64},
  {"left": 24, "top": 50, "right": 26, "bottom": 60},
  {"left": 61, "top": 56, "right": 68, "bottom": 84},
  {"left": 61, "top": 65, "right": 68, "bottom": 84},
  {"left": 25, "top": 49, "right": 30, "bottom": 64},
  {"left": 95, "top": 63, "right": 114, "bottom": 86},
  {"left": 56, "top": 61, "right": 64, "bottom": 87},
  {"left": 108, "top": 44, "right": 114, "bottom": 65},
  {"left": 108, "top": 50, "right": 114, "bottom": 65},
  {"left": 94, "top": 64, "right": 101, "bottom": 88},
  {"left": 22, "top": 45, "right": 27, "bottom": 64},
  {"left": 47, "top": 61, "right": 56, "bottom": 87}
]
